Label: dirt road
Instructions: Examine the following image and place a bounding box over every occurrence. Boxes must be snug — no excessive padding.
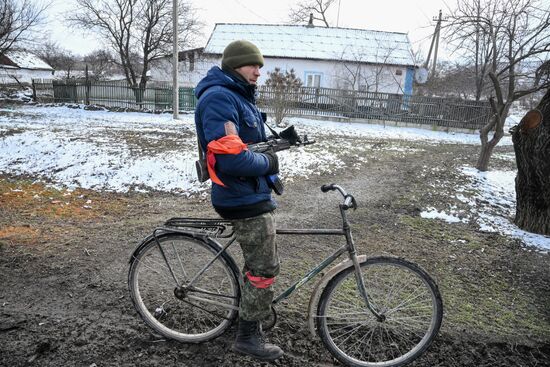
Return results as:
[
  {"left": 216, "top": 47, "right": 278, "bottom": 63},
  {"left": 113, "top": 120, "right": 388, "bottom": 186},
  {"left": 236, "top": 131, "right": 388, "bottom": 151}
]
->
[{"left": 1, "top": 134, "right": 549, "bottom": 366}]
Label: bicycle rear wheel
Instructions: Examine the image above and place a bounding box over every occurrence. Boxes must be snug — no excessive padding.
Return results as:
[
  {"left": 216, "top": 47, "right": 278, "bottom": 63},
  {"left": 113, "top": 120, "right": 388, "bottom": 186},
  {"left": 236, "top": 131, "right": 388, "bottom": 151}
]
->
[
  {"left": 128, "top": 233, "right": 240, "bottom": 343},
  {"left": 316, "top": 257, "right": 443, "bottom": 367}
]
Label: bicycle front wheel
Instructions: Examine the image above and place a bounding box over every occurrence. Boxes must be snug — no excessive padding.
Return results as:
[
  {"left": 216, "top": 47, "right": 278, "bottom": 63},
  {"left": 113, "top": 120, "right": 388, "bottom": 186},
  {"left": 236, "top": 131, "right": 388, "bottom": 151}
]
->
[
  {"left": 128, "top": 233, "right": 240, "bottom": 343},
  {"left": 316, "top": 257, "right": 443, "bottom": 367}
]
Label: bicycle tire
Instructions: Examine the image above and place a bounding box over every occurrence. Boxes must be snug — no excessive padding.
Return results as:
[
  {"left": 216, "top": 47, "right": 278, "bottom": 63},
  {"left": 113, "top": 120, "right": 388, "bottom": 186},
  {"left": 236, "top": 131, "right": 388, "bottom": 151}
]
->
[
  {"left": 316, "top": 256, "right": 443, "bottom": 367},
  {"left": 128, "top": 233, "right": 240, "bottom": 343}
]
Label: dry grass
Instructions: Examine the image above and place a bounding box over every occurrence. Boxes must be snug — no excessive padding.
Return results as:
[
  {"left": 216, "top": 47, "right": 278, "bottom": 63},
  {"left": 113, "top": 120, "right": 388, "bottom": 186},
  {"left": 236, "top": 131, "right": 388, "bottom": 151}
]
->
[{"left": 0, "top": 177, "right": 129, "bottom": 220}]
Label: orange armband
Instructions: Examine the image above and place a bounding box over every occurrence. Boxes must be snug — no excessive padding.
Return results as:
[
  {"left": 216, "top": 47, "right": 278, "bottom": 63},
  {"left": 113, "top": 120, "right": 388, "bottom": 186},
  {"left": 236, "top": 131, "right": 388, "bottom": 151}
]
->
[{"left": 206, "top": 135, "right": 248, "bottom": 186}]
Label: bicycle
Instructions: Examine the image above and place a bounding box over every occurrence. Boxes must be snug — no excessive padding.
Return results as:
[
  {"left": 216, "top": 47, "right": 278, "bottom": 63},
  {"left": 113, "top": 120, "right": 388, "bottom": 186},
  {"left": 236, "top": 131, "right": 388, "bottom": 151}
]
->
[{"left": 128, "top": 184, "right": 443, "bottom": 367}]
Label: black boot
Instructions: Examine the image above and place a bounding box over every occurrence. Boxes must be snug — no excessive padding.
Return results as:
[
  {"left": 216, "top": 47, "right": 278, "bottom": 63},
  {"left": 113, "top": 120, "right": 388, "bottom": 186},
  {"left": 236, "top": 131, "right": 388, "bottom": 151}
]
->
[{"left": 232, "top": 318, "right": 284, "bottom": 361}]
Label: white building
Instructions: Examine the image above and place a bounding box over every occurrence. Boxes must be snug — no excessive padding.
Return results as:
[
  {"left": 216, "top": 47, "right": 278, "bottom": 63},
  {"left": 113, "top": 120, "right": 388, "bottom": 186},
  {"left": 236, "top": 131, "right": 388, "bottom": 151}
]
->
[
  {"left": 149, "top": 23, "right": 417, "bottom": 95},
  {"left": 0, "top": 50, "right": 55, "bottom": 84}
]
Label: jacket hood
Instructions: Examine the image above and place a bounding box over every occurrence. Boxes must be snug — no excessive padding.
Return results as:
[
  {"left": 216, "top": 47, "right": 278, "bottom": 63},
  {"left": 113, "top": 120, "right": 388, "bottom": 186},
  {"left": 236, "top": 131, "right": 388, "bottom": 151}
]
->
[{"left": 195, "top": 66, "right": 256, "bottom": 101}]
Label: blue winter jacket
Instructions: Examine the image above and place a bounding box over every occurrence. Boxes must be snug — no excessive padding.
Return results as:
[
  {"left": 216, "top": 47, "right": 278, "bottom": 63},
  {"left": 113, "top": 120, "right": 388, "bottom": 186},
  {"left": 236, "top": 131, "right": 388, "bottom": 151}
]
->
[{"left": 194, "top": 66, "right": 276, "bottom": 219}]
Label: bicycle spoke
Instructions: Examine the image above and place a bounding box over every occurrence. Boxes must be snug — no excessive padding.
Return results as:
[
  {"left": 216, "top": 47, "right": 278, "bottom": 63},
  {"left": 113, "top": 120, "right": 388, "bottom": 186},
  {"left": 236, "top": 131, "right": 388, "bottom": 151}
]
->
[
  {"left": 171, "top": 241, "right": 188, "bottom": 279},
  {"left": 382, "top": 325, "right": 401, "bottom": 359},
  {"left": 186, "top": 294, "right": 239, "bottom": 311},
  {"left": 179, "top": 297, "right": 233, "bottom": 321},
  {"left": 385, "top": 286, "right": 432, "bottom": 314},
  {"left": 135, "top": 254, "right": 177, "bottom": 284},
  {"left": 129, "top": 234, "right": 239, "bottom": 343},
  {"left": 316, "top": 257, "right": 443, "bottom": 366},
  {"left": 347, "top": 327, "right": 372, "bottom": 360},
  {"left": 323, "top": 311, "right": 371, "bottom": 318},
  {"left": 189, "top": 286, "right": 238, "bottom": 300}
]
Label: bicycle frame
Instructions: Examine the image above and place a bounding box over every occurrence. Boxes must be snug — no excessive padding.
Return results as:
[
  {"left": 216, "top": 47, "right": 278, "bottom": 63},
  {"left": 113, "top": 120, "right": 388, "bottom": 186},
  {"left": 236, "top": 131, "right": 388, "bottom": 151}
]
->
[
  {"left": 274, "top": 204, "right": 382, "bottom": 320},
  {"left": 272, "top": 229, "right": 348, "bottom": 304},
  {"left": 272, "top": 202, "right": 351, "bottom": 304},
  {"left": 152, "top": 197, "right": 382, "bottom": 320},
  {"left": 129, "top": 184, "right": 443, "bottom": 365}
]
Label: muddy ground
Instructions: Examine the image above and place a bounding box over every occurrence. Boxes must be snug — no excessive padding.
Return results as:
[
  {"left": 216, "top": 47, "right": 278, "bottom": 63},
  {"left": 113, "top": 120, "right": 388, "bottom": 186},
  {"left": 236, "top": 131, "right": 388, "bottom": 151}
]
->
[{"left": 0, "top": 123, "right": 549, "bottom": 366}]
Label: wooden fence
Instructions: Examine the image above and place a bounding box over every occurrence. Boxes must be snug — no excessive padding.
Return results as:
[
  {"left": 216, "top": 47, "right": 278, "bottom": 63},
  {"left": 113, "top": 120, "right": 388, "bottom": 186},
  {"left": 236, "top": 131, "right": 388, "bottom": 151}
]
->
[
  {"left": 0, "top": 82, "right": 28, "bottom": 89},
  {"left": 258, "top": 86, "right": 492, "bottom": 130},
  {"left": 32, "top": 79, "right": 196, "bottom": 111},
  {"left": 31, "top": 79, "right": 491, "bottom": 130}
]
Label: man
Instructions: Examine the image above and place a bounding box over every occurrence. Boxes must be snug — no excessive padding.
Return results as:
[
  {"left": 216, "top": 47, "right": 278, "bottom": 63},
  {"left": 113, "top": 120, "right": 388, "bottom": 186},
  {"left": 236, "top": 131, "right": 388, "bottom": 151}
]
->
[{"left": 194, "top": 40, "right": 284, "bottom": 361}]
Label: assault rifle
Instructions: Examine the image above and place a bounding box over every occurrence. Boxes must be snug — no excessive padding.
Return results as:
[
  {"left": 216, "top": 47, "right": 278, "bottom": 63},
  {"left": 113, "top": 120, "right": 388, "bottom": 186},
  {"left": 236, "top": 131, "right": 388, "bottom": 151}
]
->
[
  {"left": 246, "top": 134, "right": 315, "bottom": 153},
  {"left": 195, "top": 135, "right": 315, "bottom": 183}
]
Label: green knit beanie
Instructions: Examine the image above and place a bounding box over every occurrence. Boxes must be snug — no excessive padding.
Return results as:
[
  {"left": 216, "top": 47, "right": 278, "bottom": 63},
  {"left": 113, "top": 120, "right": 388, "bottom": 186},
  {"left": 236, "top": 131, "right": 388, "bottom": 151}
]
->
[{"left": 222, "top": 40, "right": 264, "bottom": 69}]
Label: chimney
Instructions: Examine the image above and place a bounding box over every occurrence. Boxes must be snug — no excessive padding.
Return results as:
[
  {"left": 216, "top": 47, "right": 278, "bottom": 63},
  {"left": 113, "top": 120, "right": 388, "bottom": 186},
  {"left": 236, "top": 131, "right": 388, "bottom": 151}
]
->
[{"left": 307, "top": 13, "right": 314, "bottom": 27}]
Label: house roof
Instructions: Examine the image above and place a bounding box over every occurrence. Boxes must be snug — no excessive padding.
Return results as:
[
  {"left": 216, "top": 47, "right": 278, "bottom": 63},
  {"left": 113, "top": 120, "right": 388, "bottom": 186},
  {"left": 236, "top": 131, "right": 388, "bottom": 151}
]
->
[
  {"left": 204, "top": 23, "right": 415, "bottom": 66},
  {"left": 0, "top": 51, "right": 54, "bottom": 71},
  {"left": 177, "top": 47, "right": 204, "bottom": 61}
]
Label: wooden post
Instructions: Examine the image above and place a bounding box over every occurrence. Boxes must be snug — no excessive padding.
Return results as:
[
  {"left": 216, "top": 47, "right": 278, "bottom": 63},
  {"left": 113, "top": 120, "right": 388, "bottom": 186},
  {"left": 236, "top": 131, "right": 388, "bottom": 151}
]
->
[
  {"left": 31, "top": 79, "right": 37, "bottom": 102},
  {"left": 85, "top": 64, "right": 90, "bottom": 105}
]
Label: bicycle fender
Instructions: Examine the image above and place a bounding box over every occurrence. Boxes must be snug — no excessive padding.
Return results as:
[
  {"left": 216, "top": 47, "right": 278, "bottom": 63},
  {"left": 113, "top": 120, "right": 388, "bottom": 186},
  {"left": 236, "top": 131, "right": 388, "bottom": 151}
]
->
[{"left": 306, "top": 255, "right": 367, "bottom": 337}]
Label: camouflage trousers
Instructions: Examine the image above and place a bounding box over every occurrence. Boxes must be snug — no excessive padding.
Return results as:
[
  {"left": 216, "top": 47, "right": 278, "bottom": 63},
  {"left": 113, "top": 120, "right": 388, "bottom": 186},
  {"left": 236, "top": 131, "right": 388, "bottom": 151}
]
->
[{"left": 232, "top": 211, "right": 279, "bottom": 321}]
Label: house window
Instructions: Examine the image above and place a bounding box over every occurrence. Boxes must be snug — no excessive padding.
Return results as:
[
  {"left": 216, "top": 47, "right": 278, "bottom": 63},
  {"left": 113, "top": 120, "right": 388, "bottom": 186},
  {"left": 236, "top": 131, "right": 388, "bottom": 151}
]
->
[
  {"left": 305, "top": 72, "right": 322, "bottom": 88},
  {"left": 395, "top": 69, "right": 403, "bottom": 76}
]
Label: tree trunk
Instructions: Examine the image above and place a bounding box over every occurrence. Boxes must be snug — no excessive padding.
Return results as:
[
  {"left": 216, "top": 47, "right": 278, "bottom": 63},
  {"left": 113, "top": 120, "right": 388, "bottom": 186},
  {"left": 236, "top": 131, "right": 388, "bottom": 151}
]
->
[
  {"left": 476, "top": 140, "right": 497, "bottom": 171},
  {"left": 476, "top": 109, "right": 507, "bottom": 171},
  {"left": 132, "top": 81, "right": 146, "bottom": 109},
  {"left": 512, "top": 88, "right": 550, "bottom": 235}
]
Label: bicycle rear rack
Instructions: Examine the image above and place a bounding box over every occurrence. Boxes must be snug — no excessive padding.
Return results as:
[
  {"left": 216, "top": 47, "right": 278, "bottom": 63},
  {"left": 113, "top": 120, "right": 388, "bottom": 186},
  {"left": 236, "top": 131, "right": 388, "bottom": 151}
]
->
[{"left": 163, "top": 217, "right": 233, "bottom": 238}]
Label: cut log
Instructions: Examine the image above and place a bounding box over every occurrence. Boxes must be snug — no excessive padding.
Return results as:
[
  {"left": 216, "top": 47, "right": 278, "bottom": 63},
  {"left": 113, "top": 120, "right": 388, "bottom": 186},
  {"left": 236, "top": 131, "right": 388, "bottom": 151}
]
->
[{"left": 512, "top": 89, "right": 550, "bottom": 235}]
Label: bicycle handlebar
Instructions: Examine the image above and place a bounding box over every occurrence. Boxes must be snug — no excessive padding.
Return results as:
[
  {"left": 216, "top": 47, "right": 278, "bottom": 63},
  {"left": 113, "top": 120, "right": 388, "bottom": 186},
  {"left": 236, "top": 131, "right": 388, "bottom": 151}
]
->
[
  {"left": 320, "top": 184, "right": 357, "bottom": 210},
  {"left": 320, "top": 184, "right": 334, "bottom": 193}
]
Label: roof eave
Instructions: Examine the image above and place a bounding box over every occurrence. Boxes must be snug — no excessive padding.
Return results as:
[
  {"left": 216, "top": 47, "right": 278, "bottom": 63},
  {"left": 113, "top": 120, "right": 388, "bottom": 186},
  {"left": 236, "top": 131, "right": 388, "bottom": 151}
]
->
[{"left": 201, "top": 51, "right": 414, "bottom": 67}]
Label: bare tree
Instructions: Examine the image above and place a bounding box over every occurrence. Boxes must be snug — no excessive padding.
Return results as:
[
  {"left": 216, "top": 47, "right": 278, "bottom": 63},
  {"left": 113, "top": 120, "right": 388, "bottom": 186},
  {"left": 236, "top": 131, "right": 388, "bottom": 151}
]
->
[
  {"left": 83, "top": 49, "right": 118, "bottom": 80},
  {"left": 0, "top": 0, "right": 50, "bottom": 55},
  {"left": 68, "top": 0, "right": 201, "bottom": 94},
  {"left": 444, "top": 0, "right": 496, "bottom": 101},
  {"left": 417, "top": 61, "right": 478, "bottom": 99},
  {"left": 264, "top": 68, "right": 302, "bottom": 126},
  {"left": 334, "top": 40, "right": 404, "bottom": 93},
  {"left": 34, "top": 41, "right": 79, "bottom": 79},
  {"left": 288, "top": 0, "right": 336, "bottom": 27},
  {"left": 445, "top": 0, "right": 550, "bottom": 171},
  {"left": 55, "top": 52, "right": 78, "bottom": 79}
]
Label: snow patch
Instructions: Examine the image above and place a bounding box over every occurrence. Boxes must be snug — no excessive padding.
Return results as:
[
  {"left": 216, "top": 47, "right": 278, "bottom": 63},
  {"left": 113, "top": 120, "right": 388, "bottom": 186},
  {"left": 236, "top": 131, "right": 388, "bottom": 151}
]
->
[
  {"left": 0, "top": 105, "right": 547, "bottom": 250},
  {"left": 420, "top": 207, "right": 468, "bottom": 223}
]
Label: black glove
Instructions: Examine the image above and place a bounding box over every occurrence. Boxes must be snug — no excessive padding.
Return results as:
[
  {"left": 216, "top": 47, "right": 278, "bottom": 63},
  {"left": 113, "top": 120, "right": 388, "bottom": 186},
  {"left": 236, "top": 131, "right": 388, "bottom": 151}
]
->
[
  {"left": 279, "top": 125, "right": 301, "bottom": 145},
  {"left": 263, "top": 150, "right": 279, "bottom": 174}
]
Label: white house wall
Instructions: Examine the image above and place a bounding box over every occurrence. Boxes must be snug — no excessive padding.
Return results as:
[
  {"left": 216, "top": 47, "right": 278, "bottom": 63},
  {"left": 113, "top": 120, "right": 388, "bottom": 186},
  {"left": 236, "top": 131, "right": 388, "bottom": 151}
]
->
[
  {"left": 149, "top": 55, "right": 218, "bottom": 88},
  {"left": 260, "top": 57, "right": 408, "bottom": 94},
  {"left": 149, "top": 55, "right": 410, "bottom": 94},
  {"left": 0, "top": 68, "right": 54, "bottom": 84}
]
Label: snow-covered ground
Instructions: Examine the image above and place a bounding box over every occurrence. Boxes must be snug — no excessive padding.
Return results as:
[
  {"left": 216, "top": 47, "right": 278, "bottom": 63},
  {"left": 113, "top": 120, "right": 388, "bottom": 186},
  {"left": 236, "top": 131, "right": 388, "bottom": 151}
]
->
[{"left": 0, "top": 105, "right": 548, "bottom": 250}]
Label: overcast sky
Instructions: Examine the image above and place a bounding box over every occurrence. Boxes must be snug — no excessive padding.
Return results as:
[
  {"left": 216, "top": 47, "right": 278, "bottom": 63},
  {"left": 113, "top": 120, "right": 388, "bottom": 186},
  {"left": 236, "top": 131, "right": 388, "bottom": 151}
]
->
[{"left": 45, "top": 0, "right": 454, "bottom": 59}]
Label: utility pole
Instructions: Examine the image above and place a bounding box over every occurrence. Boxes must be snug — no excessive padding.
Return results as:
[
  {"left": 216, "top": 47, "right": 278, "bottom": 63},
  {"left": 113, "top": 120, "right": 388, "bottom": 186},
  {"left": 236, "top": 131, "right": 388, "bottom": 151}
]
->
[
  {"left": 475, "top": 0, "right": 481, "bottom": 100},
  {"left": 172, "top": 0, "right": 179, "bottom": 119},
  {"left": 432, "top": 10, "right": 442, "bottom": 76},
  {"left": 336, "top": 0, "right": 341, "bottom": 27},
  {"left": 423, "top": 10, "right": 446, "bottom": 75}
]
